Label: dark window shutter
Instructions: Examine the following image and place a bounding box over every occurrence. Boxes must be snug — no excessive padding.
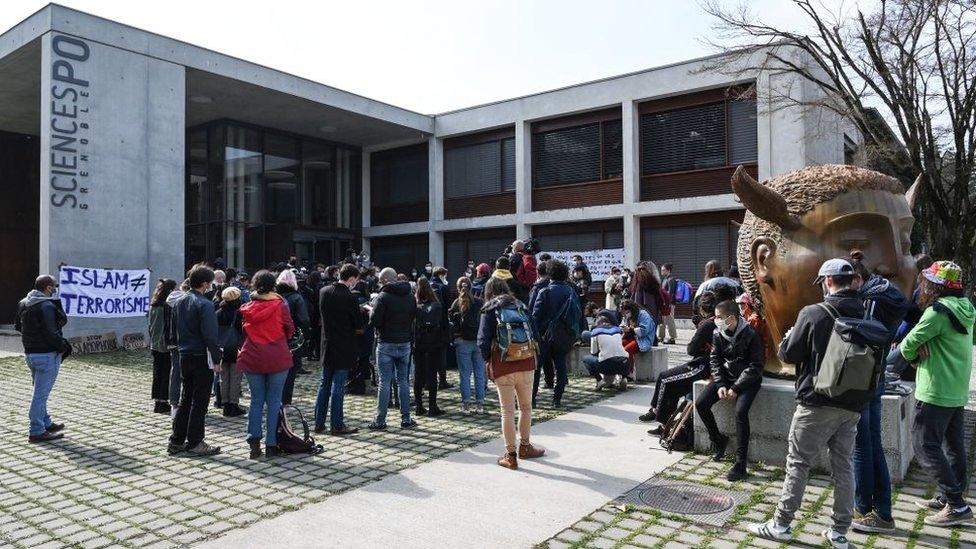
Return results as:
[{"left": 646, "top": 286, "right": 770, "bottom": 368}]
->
[
  {"left": 533, "top": 124, "right": 601, "bottom": 187},
  {"left": 372, "top": 146, "right": 428, "bottom": 207},
  {"left": 641, "top": 224, "right": 728, "bottom": 286},
  {"left": 501, "top": 138, "right": 516, "bottom": 191},
  {"left": 641, "top": 103, "right": 726, "bottom": 175},
  {"left": 729, "top": 99, "right": 758, "bottom": 165},
  {"left": 602, "top": 119, "right": 623, "bottom": 179}
]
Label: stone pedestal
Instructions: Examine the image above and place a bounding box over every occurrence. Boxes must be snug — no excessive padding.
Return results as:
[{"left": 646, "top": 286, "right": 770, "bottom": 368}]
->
[
  {"left": 691, "top": 378, "right": 916, "bottom": 481},
  {"left": 567, "top": 345, "right": 669, "bottom": 382}
]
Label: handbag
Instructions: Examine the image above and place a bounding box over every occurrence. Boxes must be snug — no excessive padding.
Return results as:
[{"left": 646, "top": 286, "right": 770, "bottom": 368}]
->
[{"left": 287, "top": 329, "right": 306, "bottom": 352}]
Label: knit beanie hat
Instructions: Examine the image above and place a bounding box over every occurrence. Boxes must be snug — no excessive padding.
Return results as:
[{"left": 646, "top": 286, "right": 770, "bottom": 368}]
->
[{"left": 922, "top": 260, "right": 963, "bottom": 290}]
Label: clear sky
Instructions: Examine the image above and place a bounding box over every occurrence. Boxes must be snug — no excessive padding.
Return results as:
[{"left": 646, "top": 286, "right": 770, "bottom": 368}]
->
[{"left": 3, "top": 0, "right": 853, "bottom": 114}]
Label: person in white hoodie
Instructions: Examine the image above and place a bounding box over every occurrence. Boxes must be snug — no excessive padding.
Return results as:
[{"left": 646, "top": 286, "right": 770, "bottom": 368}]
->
[{"left": 582, "top": 310, "right": 631, "bottom": 391}]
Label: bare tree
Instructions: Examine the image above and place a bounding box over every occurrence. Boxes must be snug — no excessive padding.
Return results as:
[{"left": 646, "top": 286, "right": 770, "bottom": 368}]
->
[{"left": 702, "top": 0, "right": 976, "bottom": 286}]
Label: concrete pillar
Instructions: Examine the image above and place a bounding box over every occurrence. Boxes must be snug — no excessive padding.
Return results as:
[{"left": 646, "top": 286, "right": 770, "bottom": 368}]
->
[
  {"left": 623, "top": 214, "right": 640, "bottom": 269},
  {"left": 429, "top": 136, "right": 444, "bottom": 223},
  {"left": 515, "top": 120, "right": 532, "bottom": 220},
  {"left": 361, "top": 150, "right": 371, "bottom": 229},
  {"left": 429, "top": 231, "right": 445, "bottom": 267},
  {"left": 516, "top": 222, "right": 531, "bottom": 241},
  {"left": 621, "top": 100, "right": 640, "bottom": 204}
]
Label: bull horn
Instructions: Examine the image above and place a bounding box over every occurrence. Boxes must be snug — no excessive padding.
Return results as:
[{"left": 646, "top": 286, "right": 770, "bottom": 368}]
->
[
  {"left": 730, "top": 165, "right": 801, "bottom": 230},
  {"left": 905, "top": 174, "right": 922, "bottom": 210}
]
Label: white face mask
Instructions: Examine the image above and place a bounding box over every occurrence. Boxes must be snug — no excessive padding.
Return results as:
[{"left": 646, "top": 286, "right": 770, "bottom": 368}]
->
[{"left": 714, "top": 317, "right": 726, "bottom": 333}]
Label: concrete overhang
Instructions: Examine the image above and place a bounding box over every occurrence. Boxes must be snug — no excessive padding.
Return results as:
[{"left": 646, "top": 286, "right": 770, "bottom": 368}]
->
[{"left": 0, "top": 38, "right": 40, "bottom": 136}]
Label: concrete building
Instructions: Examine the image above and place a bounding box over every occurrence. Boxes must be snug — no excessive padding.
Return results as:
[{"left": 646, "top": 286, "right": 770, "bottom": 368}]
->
[{"left": 0, "top": 4, "right": 858, "bottom": 336}]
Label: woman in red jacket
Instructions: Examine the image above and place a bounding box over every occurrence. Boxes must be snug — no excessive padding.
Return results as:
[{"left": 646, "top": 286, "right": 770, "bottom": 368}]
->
[{"left": 236, "top": 270, "right": 295, "bottom": 459}]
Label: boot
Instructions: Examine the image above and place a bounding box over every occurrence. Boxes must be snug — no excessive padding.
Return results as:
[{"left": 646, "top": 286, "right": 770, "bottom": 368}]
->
[
  {"left": 497, "top": 452, "right": 518, "bottom": 470},
  {"left": 727, "top": 462, "right": 748, "bottom": 481},
  {"left": 711, "top": 434, "right": 730, "bottom": 462},
  {"left": 416, "top": 401, "right": 427, "bottom": 416},
  {"left": 428, "top": 403, "right": 445, "bottom": 417},
  {"left": 248, "top": 438, "right": 262, "bottom": 460},
  {"left": 518, "top": 443, "right": 545, "bottom": 459},
  {"left": 223, "top": 404, "right": 245, "bottom": 417}
]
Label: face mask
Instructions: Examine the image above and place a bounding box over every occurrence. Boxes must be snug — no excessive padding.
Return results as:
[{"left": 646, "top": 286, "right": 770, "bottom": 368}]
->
[
  {"left": 425, "top": 266, "right": 432, "bottom": 272},
  {"left": 821, "top": 282, "right": 830, "bottom": 298},
  {"left": 714, "top": 318, "right": 726, "bottom": 333}
]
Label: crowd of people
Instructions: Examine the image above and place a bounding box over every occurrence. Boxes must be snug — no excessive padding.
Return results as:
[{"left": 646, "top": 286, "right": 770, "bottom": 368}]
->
[{"left": 14, "top": 240, "right": 975, "bottom": 541}]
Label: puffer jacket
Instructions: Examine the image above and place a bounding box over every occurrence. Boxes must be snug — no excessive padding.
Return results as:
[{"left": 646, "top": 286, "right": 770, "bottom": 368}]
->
[
  {"left": 370, "top": 281, "right": 417, "bottom": 344},
  {"left": 709, "top": 320, "right": 763, "bottom": 392},
  {"left": 236, "top": 292, "right": 295, "bottom": 374}
]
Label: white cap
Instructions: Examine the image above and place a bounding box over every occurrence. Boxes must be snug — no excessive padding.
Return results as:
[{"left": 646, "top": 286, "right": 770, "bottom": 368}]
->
[{"left": 812, "top": 258, "right": 855, "bottom": 285}]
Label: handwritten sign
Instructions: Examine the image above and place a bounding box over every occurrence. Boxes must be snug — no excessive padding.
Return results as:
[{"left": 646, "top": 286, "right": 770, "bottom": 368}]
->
[
  {"left": 121, "top": 332, "right": 147, "bottom": 350},
  {"left": 58, "top": 266, "right": 151, "bottom": 318},
  {"left": 68, "top": 332, "right": 118, "bottom": 354},
  {"left": 543, "top": 248, "right": 625, "bottom": 282}
]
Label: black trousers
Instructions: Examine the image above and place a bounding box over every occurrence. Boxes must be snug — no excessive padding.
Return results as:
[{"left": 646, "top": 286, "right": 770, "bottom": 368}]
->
[
  {"left": 695, "top": 381, "right": 760, "bottom": 465},
  {"left": 533, "top": 348, "right": 555, "bottom": 400},
  {"left": 170, "top": 354, "right": 214, "bottom": 448},
  {"left": 651, "top": 362, "right": 708, "bottom": 422},
  {"left": 438, "top": 347, "right": 448, "bottom": 384},
  {"left": 151, "top": 350, "right": 172, "bottom": 401},
  {"left": 914, "top": 402, "right": 968, "bottom": 506},
  {"left": 281, "top": 351, "right": 301, "bottom": 405},
  {"left": 414, "top": 347, "right": 441, "bottom": 407}
]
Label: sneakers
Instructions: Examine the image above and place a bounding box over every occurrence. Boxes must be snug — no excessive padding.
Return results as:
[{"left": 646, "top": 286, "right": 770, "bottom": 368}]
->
[
  {"left": 638, "top": 410, "right": 657, "bottom": 423},
  {"left": 223, "top": 404, "right": 246, "bottom": 417},
  {"left": 518, "top": 443, "right": 545, "bottom": 459},
  {"left": 166, "top": 442, "right": 186, "bottom": 455},
  {"left": 497, "top": 452, "right": 518, "bottom": 470},
  {"left": 617, "top": 376, "right": 628, "bottom": 391},
  {"left": 247, "top": 438, "right": 262, "bottom": 460},
  {"left": 924, "top": 504, "right": 974, "bottom": 526},
  {"left": 28, "top": 431, "right": 64, "bottom": 443},
  {"left": 185, "top": 441, "right": 221, "bottom": 456},
  {"left": 475, "top": 404, "right": 485, "bottom": 415},
  {"left": 647, "top": 425, "right": 663, "bottom": 436},
  {"left": 428, "top": 406, "right": 446, "bottom": 417},
  {"left": 595, "top": 378, "right": 607, "bottom": 391},
  {"left": 821, "top": 529, "right": 849, "bottom": 549},
  {"left": 461, "top": 403, "right": 473, "bottom": 415},
  {"left": 401, "top": 419, "right": 418, "bottom": 429},
  {"left": 851, "top": 511, "right": 896, "bottom": 534},
  {"left": 747, "top": 519, "right": 791, "bottom": 542},
  {"left": 915, "top": 495, "right": 947, "bottom": 510},
  {"left": 711, "top": 434, "right": 730, "bottom": 462},
  {"left": 46, "top": 423, "right": 65, "bottom": 433},
  {"left": 726, "top": 463, "right": 748, "bottom": 481},
  {"left": 153, "top": 401, "right": 171, "bottom": 415},
  {"left": 330, "top": 426, "right": 360, "bottom": 436},
  {"left": 367, "top": 422, "right": 387, "bottom": 431}
]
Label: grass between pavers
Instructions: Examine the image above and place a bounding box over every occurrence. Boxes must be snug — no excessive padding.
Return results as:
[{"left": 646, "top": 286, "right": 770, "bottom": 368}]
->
[{"left": 0, "top": 349, "right": 622, "bottom": 549}]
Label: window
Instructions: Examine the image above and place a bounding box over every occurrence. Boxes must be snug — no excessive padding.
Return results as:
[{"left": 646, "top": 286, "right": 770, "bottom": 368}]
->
[
  {"left": 533, "top": 119, "right": 621, "bottom": 187},
  {"left": 371, "top": 144, "right": 428, "bottom": 207},
  {"left": 729, "top": 98, "right": 758, "bottom": 165},
  {"left": 263, "top": 134, "right": 300, "bottom": 223},
  {"left": 641, "top": 103, "right": 726, "bottom": 175},
  {"left": 444, "top": 234, "right": 514, "bottom": 281},
  {"left": 444, "top": 137, "right": 516, "bottom": 198}
]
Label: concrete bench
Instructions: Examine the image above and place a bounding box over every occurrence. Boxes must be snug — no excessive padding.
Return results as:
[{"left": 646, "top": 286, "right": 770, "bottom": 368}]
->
[
  {"left": 691, "top": 378, "right": 915, "bottom": 481},
  {"left": 567, "top": 345, "right": 669, "bottom": 383}
]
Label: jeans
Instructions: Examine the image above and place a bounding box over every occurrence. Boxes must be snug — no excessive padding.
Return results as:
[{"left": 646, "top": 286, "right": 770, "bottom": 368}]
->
[
  {"left": 314, "top": 368, "right": 349, "bottom": 430},
  {"left": 455, "top": 339, "right": 485, "bottom": 404},
  {"left": 151, "top": 350, "right": 172, "bottom": 401},
  {"left": 496, "top": 369, "right": 534, "bottom": 452},
  {"left": 25, "top": 352, "right": 61, "bottom": 436},
  {"left": 913, "top": 401, "right": 968, "bottom": 507},
  {"left": 582, "top": 355, "right": 630, "bottom": 379},
  {"left": 170, "top": 354, "right": 214, "bottom": 448},
  {"left": 695, "top": 381, "right": 760, "bottom": 464},
  {"left": 413, "top": 347, "right": 442, "bottom": 408},
  {"left": 281, "top": 351, "right": 301, "bottom": 405},
  {"left": 168, "top": 350, "right": 182, "bottom": 406},
  {"left": 775, "top": 404, "right": 861, "bottom": 534},
  {"left": 375, "top": 342, "right": 412, "bottom": 425},
  {"left": 244, "top": 369, "right": 288, "bottom": 447},
  {"left": 853, "top": 381, "right": 892, "bottom": 520}
]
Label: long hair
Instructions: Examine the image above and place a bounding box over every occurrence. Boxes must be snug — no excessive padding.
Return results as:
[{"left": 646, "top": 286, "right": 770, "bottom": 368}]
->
[
  {"left": 455, "top": 276, "right": 473, "bottom": 313},
  {"left": 415, "top": 277, "right": 438, "bottom": 304},
  {"left": 704, "top": 260, "right": 722, "bottom": 281},
  {"left": 629, "top": 264, "right": 660, "bottom": 294},
  {"left": 151, "top": 278, "right": 177, "bottom": 306},
  {"left": 484, "top": 277, "right": 512, "bottom": 302},
  {"left": 917, "top": 277, "right": 965, "bottom": 310}
]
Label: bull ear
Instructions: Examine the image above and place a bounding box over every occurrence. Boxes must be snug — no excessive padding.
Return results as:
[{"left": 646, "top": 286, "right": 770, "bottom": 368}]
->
[
  {"left": 731, "top": 166, "right": 802, "bottom": 230},
  {"left": 751, "top": 237, "right": 776, "bottom": 284},
  {"left": 905, "top": 174, "right": 922, "bottom": 210}
]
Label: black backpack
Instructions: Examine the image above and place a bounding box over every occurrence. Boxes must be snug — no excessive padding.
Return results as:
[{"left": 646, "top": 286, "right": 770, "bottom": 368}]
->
[
  {"left": 414, "top": 302, "right": 443, "bottom": 348},
  {"left": 276, "top": 405, "right": 323, "bottom": 455},
  {"left": 659, "top": 397, "right": 695, "bottom": 453}
]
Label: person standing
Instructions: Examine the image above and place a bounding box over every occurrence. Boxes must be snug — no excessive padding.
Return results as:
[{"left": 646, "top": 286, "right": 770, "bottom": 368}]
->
[
  {"left": 449, "top": 277, "right": 486, "bottom": 414},
  {"left": 236, "top": 270, "right": 295, "bottom": 459},
  {"left": 16, "top": 275, "right": 71, "bottom": 443},
  {"left": 900, "top": 260, "right": 975, "bottom": 526},
  {"left": 148, "top": 278, "right": 177, "bottom": 415},
  {"left": 572, "top": 255, "right": 592, "bottom": 289},
  {"left": 314, "top": 264, "right": 364, "bottom": 436},
  {"left": 471, "top": 263, "right": 491, "bottom": 298},
  {"left": 748, "top": 259, "right": 865, "bottom": 548},
  {"left": 531, "top": 260, "right": 580, "bottom": 409},
  {"left": 169, "top": 265, "right": 223, "bottom": 457},
  {"left": 478, "top": 277, "right": 545, "bottom": 469},
  {"left": 276, "top": 270, "right": 310, "bottom": 405},
  {"left": 658, "top": 263, "right": 678, "bottom": 344},
  {"left": 529, "top": 259, "right": 555, "bottom": 398},
  {"left": 630, "top": 264, "right": 667, "bottom": 336},
  {"left": 303, "top": 271, "right": 322, "bottom": 362},
  {"left": 430, "top": 267, "right": 454, "bottom": 390},
  {"left": 165, "top": 280, "right": 190, "bottom": 418},
  {"left": 413, "top": 278, "right": 448, "bottom": 416},
  {"left": 216, "top": 287, "right": 246, "bottom": 417},
  {"left": 368, "top": 268, "right": 418, "bottom": 430},
  {"left": 694, "top": 300, "right": 764, "bottom": 481}
]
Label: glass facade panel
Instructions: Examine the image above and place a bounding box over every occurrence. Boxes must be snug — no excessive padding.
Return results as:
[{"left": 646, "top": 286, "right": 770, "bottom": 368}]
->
[
  {"left": 224, "top": 126, "right": 262, "bottom": 223},
  {"left": 302, "top": 141, "right": 335, "bottom": 227},
  {"left": 186, "top": 129, "right": 208, "bottom": 224},
  {"left": 264, "top": 133, "right": 300, "bottom": 223}
]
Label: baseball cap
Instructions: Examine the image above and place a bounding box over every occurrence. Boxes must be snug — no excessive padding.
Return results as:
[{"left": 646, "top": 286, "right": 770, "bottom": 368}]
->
[{"left": 812, "top": 258, "right": 855, "bottom": 285}]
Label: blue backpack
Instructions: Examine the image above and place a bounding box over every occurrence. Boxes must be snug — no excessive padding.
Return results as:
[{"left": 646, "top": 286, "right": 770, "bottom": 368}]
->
[
  {"left": 495, "top": 305, "right": 538, "bottom": 362},
  {"left": 673, "top": 280, "right": 693, "bottom": 304}
]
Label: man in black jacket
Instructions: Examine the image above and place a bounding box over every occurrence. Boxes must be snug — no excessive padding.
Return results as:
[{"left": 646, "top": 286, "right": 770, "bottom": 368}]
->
[
  {"left": 17, "top": 275, "right": 71, "bottom": 443},
  {"left": 694, "top": 299, "right": 764, "bottom": 481},
  {"left": 315, "top": 264, "right": 364, "bottom": 436},
  {"left": 430, "top": 267, "right": 453, "bottom": 390},
  {"left": 748, "top": 258, "right": 864, "bottom": 548},
  {"left": 368, "top": 268, "right": 418, "bottom": 430}
]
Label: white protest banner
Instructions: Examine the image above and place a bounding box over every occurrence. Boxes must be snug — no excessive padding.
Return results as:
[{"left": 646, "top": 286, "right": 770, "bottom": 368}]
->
[
  {"left": 542, "top": 248, "right": 625, "bottom": 282},
  {"left": 58, "top": 266, "right": 151, "bottom": 318}
]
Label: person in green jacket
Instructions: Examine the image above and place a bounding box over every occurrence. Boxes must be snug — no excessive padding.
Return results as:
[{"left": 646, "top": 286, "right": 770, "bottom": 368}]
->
[{"left": 901, "top": 260, "right": 975, "bottom": 527}]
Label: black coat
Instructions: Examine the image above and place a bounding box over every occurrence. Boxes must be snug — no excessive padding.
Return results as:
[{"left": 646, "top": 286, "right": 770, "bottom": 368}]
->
[
  {"left": 370, "top": 281, "right": 417, "bottom": 344},
  {"left": 320, "top": 282, "right": 365, "bottom": 370},
  {"left": 710, "top": 322, "right": 764, "bottom": 392}
]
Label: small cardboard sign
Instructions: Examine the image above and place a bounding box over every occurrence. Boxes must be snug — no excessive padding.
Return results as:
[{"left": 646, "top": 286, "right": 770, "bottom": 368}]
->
[
  {"left": 121, "top": 332, "right": 147, "bottom": 350},
  {"left": 68, "top": 332, "right": 118, "bottom": 355}
]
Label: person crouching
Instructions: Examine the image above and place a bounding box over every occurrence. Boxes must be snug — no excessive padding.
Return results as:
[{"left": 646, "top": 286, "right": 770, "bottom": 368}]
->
[{"left": 582, "top": 310, "right": 630, "bottom": 390}]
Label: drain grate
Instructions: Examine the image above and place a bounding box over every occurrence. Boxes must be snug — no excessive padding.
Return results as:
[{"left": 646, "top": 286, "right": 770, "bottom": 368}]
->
[{"left": 616, "top": 477, "right": 748, "bottom": 527}]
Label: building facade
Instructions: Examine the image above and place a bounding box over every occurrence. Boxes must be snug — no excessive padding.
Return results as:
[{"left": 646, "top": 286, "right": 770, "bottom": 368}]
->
[{"left": 0, "top": 5, "right": 857, "bottom": 335}]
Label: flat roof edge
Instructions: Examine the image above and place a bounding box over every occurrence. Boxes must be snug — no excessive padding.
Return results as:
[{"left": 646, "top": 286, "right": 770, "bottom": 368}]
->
[{"left": 0, "top": 4, "right": 52, "bottom": 59}]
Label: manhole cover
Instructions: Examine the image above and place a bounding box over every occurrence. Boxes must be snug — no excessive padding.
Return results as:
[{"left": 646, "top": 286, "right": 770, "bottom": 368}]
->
[{"left": 635, "top": 483, "right": 733, "bottom": 515}]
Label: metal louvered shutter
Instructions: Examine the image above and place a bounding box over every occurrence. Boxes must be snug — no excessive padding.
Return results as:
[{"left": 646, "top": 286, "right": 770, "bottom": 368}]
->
[
  {"left": 540, "top": 232, "right": 604, "bottom": 253},
  {"left": 533, "top": 124, "right": 601, "bottom": 187},
  {"left": 445, "top": 240, "right": 467, "bottom": 282},
  {"left": 641, "top": 103, "right": 726, "bottom": 175},
  {"left": 641, "top": 224, "right": 728, "bottom": 286},
  {"left": 602, "top": 119, "right": 623, "bottom": 179},
  {"left": 728, "top": 99, "right": 758, "bottom": 165},
  {"left": 501, "top": 138, "right": 516, "bottom": 191},
  {"left": 445, "top": 141, "right": 502, "bottom": 198}
]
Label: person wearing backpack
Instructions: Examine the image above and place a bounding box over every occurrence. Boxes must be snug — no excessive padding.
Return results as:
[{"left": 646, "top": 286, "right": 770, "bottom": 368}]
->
[
  {"left": 694, "top": 299, "right": 764, "bottom": 482},
  {"left": 748, "top": 258, "right": 866, "bottom": 549},
  {"left": 478, "top": 277, "right": 545, "bottom": 470},
  {"left": 216, "top": 286, "right": 246, "bottom": 417},
  {"left": 900, "top": 260, "right": 975, "bottom": 527},
  {"left": 657, "top": 264, "right": 678, "bottom": 344},
  {"left": 414, "top": 278, "right": 448, "bottom": 416},
  {"left": 237, "top": 270, "right": 295, "bottom": 459},
  {"left": 276, "top": 269, "right": 310, "bottom": 405},
  {"left": 450, "top": 277, "right": 486, "bottom": 414},
  {"left": 582, "top": 311, "right": 630, "bottom": 390},
  {"left": 531, "top": 260, "right": 581, "bottom": 409}
]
